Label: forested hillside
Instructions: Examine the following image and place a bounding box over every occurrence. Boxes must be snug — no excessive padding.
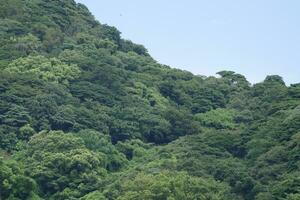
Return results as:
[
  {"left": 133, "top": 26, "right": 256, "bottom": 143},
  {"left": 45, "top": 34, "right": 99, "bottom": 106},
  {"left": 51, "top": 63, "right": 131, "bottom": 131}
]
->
[{"left": 0, "top": 0, "right": 300, "bottom": 199}]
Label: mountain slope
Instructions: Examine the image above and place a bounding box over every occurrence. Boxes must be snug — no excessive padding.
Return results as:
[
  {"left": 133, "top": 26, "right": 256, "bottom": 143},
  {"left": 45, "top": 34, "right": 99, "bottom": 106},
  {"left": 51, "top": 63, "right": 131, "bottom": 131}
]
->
[{"left": 0, "top": 0, "right": 299, "bottom": 200}]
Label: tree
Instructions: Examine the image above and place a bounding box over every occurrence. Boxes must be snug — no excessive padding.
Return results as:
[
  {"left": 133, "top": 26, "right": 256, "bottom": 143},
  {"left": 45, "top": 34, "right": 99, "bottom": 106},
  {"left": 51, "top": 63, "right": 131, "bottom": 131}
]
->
[
  {"left": 14, "top": 34, "right": 42, "bottom": 55},
  {"left": 0, "top": 0, "right": 24, "bottom": 19},
  {"left": 4, "top": 55, "right": 81, "bottom": 84},
  {"left": 18, "top": 124, "right": 36, "bottom": 141},
  {"left": 217, "top": 71, "right": 250, "bottom": 89},
  {"left": 81, "top": 191, "right": 106, "bottom": 200},
  {"left": 195, "top": 108, "right": 236, "bottom": 129},
  {"left": 163, "top": 107, "right": 200, "bottom": 142},
  {"left": 271, "top": 173, "right": 300, "bottom": 199},
  {"left": 0, "top": 104, "right": 31, "bottom": 127},
  {"left": 0, "top": 157, "right": 40, "bottom": 200},
  {"left": 42, "top": 28, "right": 63, "bottom": 52},
  {"left": 113, "top": 171, "right": 233, "bottom": 200},
  {"left": 75, "top": 129, "right": 128, "bottom": 171},
  {"left": 17, "top": 131, "right": 107, "bottom": 199}
]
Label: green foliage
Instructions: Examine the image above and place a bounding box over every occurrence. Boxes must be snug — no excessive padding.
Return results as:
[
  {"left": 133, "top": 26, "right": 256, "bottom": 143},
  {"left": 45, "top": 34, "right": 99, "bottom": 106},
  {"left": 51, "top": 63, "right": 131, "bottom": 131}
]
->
[
  {"left": 4, "top": 55, "right": 80, "bottom": 84},
  {"left": 114, "top": 171, "right": 233, "bottom": 200},
  {"left": 116, "top": 139, "right": 152, "bottom": 160},
  {"left": 271, "top": 173, "right": 300, "bottom": 199},
  {"left": 0, "top": 0, "right": 299, "bottom": 199},
  {"left": 81, "top": 191, "right": 106, "bottom": 200},
  {"left": 0, "top": 0, "right": 24, "bottom": 19},
  {"left": 0, "top": 104, "right": 31, "bottom": 127},
  {"left": 13, "top": 34, "right": 42, "bottom": 55},
  {"left": 0, "top": 157, "right": 39, "bottom": 200},
  {"left": 74, "top": 129, "right": 128, "bottom": 171},
  {"left": 119, "top": 40, "right": 148, "bottom": 56},
  {"left": 195, "top": 108, "right": 236, "bottom": 129},
  {"left": 17, "top": 131, "right": 107, "bottom": 199},
  {"left": 18, "top": 124, "right": 36, "bottom": 141}
]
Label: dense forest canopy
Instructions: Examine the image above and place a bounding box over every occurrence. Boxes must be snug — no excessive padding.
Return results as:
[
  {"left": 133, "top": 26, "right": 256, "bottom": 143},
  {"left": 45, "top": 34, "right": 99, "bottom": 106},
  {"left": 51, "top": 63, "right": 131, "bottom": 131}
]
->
[{"left": 0, "top": 0, "right": 299, "bottom": 200}]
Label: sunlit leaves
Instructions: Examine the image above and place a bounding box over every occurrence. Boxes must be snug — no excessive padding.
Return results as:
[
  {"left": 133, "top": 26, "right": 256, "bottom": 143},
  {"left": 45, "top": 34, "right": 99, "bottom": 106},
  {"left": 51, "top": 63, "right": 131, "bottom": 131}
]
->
[{"left": 5, "top": 55, "right": 80, "bottom": 84}]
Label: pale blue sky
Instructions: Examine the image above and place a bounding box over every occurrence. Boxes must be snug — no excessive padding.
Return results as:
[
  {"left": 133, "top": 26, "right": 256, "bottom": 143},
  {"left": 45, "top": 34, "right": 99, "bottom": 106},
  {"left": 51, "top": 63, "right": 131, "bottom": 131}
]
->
[{"left": 76, "top": 0, "right": 300, "bottom": 85}]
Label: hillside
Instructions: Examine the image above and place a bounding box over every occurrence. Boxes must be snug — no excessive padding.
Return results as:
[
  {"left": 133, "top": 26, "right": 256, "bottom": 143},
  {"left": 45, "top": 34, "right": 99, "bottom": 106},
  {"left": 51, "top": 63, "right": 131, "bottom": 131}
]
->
[{"left": 0, "top": 0, "right": 300, "bottom": 200}]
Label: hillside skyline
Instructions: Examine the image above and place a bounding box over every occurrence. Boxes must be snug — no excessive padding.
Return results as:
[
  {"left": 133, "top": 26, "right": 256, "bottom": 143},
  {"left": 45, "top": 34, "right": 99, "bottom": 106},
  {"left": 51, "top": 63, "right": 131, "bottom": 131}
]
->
[{"left": 76, "top": 0, "right": 300, "bottom": 85}]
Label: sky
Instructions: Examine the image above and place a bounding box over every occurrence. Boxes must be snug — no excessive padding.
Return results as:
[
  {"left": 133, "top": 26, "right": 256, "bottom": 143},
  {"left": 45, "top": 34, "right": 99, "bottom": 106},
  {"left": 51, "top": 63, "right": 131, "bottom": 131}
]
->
[{"left": 75, "top": 0, "right": 300, "bottom": 85}]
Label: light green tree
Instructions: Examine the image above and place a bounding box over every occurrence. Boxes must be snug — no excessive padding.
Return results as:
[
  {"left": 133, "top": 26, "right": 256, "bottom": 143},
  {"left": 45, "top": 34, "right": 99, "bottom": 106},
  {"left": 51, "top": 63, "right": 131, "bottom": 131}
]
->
[
  {"left": 5, "top": 55, "right": 80, "bottom": 84},
  {"left": 115, "top": 171, "right": 233, "bottom": 200}
]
